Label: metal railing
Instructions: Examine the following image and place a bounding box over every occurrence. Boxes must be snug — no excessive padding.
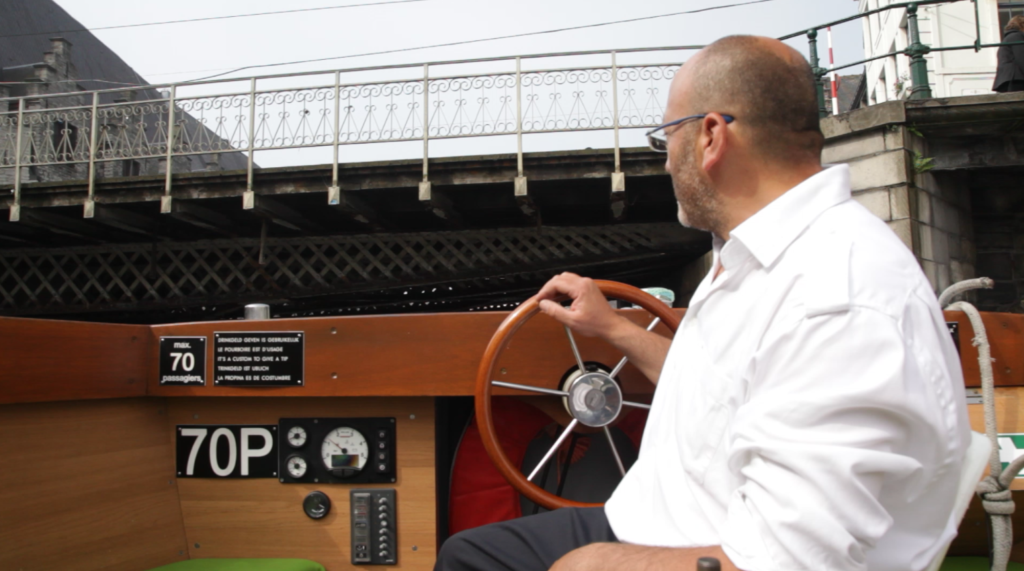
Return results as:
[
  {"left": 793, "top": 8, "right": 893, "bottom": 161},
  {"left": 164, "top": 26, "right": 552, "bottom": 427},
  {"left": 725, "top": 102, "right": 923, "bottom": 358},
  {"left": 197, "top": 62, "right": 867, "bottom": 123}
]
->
[
  {"left": 793, "top": 0, "right": 1023, "bottom": 116},
  {"left": 0, "top": 0, "right": 1017, "bottom": 222},
  {"left": 0, "top": 47, "right": 696, "bottom": 221}
]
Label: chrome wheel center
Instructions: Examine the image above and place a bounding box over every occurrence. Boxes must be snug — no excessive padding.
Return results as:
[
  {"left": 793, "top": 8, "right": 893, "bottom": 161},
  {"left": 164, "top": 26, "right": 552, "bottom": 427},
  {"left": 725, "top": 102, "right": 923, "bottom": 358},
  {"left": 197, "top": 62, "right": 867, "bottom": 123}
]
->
[{"left": 567, "top": 372, "right": 622, "bottom": 427}]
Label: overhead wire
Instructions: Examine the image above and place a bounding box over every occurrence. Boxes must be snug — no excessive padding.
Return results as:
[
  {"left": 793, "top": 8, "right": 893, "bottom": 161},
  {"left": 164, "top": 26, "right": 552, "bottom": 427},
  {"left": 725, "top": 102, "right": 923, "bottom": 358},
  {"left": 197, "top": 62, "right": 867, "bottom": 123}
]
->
[
  {"left": 0, "top": 0, "right": 428, "bottom": 39},
  {"left": 182, "top": 0, "right": 777, "bottom": 82}
]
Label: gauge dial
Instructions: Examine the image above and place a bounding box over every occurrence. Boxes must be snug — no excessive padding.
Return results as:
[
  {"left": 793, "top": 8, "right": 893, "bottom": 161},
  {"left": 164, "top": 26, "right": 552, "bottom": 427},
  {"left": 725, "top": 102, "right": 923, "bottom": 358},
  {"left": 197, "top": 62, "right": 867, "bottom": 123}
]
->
[
  {"left": 321, "top": 426, "right": 368, "bottom": 477},
  {"left": 286, "top": 454, "right": 307, "bottom": 478},
  {"left": 287, "top": 426, "right": 307, "bottom": 448}
]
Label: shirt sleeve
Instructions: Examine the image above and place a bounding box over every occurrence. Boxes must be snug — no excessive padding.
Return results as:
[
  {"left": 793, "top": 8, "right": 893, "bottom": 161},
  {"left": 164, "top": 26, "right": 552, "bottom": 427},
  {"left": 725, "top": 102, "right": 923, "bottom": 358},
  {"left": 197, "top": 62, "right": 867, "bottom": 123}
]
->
[{"left": 718, "top": 306, "right": 942, "bottom": 571}]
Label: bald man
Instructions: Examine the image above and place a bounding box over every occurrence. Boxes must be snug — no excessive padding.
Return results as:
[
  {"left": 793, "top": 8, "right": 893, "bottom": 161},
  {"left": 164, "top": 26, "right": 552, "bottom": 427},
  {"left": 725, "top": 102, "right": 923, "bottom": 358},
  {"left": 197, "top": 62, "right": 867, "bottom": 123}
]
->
[{"left": 435, "top": 36, "right": 968, "bottom": 571}]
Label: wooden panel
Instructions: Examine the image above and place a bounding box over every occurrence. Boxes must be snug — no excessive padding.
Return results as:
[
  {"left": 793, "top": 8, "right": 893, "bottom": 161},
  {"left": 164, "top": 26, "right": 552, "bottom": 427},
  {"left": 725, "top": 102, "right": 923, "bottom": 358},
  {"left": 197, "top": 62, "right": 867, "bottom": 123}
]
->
[
  {"left": 168, "top": 397, "right": 435, "bottom": 571},
  {"left": 967, "top": 387, "right": 1024, "bottom": 490},
  {"left": 0, "top": 398, "right": 188, "bottom": 571},
  {"left": 945, "top": 310, "right": 1024, "bottom": 388},
  {"left": 149, "top": 310, "right": 677, "bottom": 398},
  {"left": 0, "top": 316, "right": 150, "bottom": 404}
]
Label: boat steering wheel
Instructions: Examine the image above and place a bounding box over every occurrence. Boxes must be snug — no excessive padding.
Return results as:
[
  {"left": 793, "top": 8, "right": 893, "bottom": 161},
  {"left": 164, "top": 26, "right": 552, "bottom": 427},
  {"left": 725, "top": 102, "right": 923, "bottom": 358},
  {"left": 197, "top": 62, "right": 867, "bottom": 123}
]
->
[{"left": 473, "top": 280, "right": 681, "bottom": 510}]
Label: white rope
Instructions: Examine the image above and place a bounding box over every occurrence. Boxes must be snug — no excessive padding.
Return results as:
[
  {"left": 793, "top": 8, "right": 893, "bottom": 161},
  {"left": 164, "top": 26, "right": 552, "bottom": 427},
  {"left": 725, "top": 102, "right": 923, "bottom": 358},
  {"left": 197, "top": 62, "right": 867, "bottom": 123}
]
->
[
  {"left": 945, "top": 277, "right": 1019, "bottom": 571},
  {"left": 939, "top": 277, "right": 994, "bottom": 309}
]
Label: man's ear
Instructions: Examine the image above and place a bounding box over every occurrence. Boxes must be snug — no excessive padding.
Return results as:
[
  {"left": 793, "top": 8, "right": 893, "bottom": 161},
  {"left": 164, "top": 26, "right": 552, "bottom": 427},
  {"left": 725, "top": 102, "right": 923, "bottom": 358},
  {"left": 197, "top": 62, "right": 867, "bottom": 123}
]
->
[{"left": 699, "top": 113, "right": 730, "bottom": 174}]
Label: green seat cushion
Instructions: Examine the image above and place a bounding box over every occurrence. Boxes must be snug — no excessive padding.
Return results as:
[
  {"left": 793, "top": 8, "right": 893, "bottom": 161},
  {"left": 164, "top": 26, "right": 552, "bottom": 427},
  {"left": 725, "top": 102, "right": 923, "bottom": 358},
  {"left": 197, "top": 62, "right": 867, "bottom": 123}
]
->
[
  {"left": 941, "top": 557, "right": 1024, "bottom": 571},
  {"left": 148, "top": 559, "right": 325, "bottom": 571}
]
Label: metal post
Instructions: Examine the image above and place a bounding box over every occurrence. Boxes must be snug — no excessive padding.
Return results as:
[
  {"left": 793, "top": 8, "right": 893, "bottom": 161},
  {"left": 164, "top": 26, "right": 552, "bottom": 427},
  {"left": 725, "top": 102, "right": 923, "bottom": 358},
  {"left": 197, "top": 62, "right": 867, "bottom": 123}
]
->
[
  {"left": 419, "top": 64, "right": 431, "bottom": 201},
  {"left": 611, "top": 52, "right": 624, "bottom": 192},
  {"left": 160, "top": 85, "right": 176, "bottom": 213},
  {"left": 827, "top": 27, "right": 839, "bottom": 116},
  {"left": 514, "top": 57, "right": 527, "bottom": 197},
  {"left": 906, "top": 4, "right": 933, "bottom": 100},
  {"left": 974, "top": 0, "right": 982, "bottom": 52},
  {"left": 84, "top": 91, "right": 99, "bottom": 218},
  {"left": 10, "top": 99, "right": 24, "bottom": 222},
  {"left": 244, "top": 77, "right": 257, "bottom": 209},
  {"left": 328, "top": 70, "right": 341, "bottom": 205},
  {"left": 807, "top": 29, "right": 828, "bottom": 119}
]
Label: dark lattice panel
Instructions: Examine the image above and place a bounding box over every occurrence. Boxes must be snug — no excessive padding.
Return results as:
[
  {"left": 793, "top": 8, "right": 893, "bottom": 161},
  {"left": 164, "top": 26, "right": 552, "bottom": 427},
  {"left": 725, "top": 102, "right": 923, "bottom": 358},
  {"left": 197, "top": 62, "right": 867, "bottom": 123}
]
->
[{"left": 0, "top": 224, "right": 684, "bottom": 315}]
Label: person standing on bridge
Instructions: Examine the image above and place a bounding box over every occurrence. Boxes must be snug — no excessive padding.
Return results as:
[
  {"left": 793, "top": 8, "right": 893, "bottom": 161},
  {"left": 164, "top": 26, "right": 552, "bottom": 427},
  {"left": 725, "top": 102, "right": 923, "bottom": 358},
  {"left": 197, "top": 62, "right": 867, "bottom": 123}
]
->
[
  {"left": 435, "top": 34, "right": 969, "bottom": 571},
  {"left": 993, "top": 15, "right": 1024, "bottom": 93}
]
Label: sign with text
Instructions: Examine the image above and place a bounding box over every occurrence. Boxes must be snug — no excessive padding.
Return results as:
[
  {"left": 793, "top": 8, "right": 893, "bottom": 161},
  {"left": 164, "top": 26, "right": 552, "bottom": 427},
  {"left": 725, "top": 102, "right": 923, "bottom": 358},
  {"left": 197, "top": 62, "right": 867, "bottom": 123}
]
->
[
  {"left": 159, "top": 336, "right": 207, "bottom": 385},
  {"left": 176, "top": 425, "right": 277, "bottom": 478},
  {"left": 998, "top": 433, "right": 1024, "bottom": 479},
  {"left": 213, "top": 331, "right": 304, "bottom": 386}
]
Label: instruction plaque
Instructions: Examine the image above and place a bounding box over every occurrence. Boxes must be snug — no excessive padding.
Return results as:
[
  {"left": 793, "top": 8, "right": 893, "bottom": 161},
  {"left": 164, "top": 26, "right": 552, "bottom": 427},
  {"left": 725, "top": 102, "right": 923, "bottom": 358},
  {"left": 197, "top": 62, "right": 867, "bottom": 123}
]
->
[{"left": 213, "top": 331, "right": 304, "bottom": 387}]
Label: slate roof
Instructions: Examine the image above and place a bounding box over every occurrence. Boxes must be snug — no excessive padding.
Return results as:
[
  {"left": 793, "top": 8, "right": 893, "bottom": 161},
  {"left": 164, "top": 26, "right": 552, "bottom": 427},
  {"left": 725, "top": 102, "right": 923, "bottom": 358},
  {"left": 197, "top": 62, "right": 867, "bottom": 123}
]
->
[{"left": 0, "top": 0, "right": 248, "bottom": 170}]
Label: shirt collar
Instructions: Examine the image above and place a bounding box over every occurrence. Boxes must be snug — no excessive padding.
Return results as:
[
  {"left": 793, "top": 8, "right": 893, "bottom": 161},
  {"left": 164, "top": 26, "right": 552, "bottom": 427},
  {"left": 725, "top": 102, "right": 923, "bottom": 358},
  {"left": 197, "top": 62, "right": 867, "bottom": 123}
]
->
[{"left": 726, "top": 164, "right": 851, "bottom": 270}]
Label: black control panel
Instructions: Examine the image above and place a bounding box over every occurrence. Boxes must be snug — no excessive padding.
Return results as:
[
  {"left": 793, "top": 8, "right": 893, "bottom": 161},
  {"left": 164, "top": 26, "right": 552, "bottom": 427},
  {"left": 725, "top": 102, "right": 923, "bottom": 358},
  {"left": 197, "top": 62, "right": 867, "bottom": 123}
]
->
[
  {"left": 278, "top": 417, "right": 396, "bottom": 485},
  {"left": 351, "top": 489, "right": 397, "bottom": 565}
]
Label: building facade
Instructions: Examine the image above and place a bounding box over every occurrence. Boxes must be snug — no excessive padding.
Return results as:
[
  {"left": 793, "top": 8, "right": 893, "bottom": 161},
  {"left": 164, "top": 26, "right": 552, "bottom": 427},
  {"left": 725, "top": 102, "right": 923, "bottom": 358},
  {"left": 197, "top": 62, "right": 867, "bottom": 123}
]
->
[{"left": 858, "top": 0, "right": 1023, "bottom": 104}]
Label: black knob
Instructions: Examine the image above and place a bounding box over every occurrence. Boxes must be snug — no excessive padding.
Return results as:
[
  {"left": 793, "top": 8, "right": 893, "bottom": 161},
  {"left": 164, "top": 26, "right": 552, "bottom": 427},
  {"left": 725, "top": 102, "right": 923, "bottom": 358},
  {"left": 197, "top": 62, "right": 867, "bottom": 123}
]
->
[{"left": 696, "top": 557, "right": 721, "bottom": 571}]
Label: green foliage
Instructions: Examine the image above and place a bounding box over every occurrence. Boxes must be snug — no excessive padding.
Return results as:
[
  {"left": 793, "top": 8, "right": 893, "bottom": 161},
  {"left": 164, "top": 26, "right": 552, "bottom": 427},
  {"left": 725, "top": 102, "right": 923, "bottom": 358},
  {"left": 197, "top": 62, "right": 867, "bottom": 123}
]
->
[{"left": 911, "top": 150, "right": 935, "bottom": 174}]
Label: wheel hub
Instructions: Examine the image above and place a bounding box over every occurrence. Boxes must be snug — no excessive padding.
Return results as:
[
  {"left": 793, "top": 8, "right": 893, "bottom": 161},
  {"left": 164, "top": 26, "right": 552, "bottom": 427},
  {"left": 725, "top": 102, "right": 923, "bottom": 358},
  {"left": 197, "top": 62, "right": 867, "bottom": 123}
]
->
[{"left": 567, "top": 372, "right": 622, "bottom": 427}]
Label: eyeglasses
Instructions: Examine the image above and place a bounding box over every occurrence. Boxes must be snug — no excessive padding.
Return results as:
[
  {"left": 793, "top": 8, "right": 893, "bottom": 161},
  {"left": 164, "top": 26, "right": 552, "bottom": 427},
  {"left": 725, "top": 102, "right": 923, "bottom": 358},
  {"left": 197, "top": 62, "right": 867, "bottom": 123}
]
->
[{"left": 645, "top": 113, "right": 735, "bottom": 152}]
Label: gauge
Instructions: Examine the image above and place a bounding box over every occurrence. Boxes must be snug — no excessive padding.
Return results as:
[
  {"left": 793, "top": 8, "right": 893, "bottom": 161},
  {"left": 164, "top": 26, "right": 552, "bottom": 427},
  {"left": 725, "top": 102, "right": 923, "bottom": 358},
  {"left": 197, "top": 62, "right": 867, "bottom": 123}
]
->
[
  {"left": 303, "top": 491, "right": 331, "bottom": 520},
  {"left": 286, "top": 454, "right": 307, "bottom": 479},
  {"left": 287, "top": 425, "right": 307, "bottom": 448},
  {"left": 321, "top": 426, "right": 368, "bottom": 477}
]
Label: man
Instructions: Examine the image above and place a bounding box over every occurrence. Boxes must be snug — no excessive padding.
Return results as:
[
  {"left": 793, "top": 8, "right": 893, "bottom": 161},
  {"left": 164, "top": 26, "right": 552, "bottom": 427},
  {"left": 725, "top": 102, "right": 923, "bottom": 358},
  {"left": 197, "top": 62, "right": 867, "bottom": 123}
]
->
[{"left": 436, "top": 35, "right": 969, "bottom": 571}]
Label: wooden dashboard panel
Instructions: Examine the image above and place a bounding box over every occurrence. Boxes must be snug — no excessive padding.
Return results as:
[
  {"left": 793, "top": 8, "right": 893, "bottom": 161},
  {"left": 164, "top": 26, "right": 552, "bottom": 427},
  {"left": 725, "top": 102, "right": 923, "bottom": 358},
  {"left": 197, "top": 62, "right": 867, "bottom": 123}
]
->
[
  {"left": 0, "top": 398, "right": 188, "bottom": 571},
  {"left": 167, "top": 397, "right": 435, "bottom": 571},
  {"left": 148, "top": 310, "right": 673, "bottom": 398},
  {"left": 0, "top": 316, "right": 150, "bottom": 404}
]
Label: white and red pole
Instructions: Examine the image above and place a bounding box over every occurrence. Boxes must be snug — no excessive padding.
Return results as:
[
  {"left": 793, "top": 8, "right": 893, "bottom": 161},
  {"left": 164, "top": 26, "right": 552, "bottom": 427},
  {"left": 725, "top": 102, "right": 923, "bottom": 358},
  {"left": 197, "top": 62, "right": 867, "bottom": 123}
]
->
[{"left": 828, "top": 26, "right": 839, "bottom": 115}]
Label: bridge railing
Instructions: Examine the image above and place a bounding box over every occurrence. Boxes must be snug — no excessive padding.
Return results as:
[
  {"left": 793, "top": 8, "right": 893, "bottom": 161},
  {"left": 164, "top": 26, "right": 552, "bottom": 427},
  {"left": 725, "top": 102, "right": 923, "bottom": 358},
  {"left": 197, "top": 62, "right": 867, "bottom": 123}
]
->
[
  {"left": 0, "top": 47, "right": 696, "bottom": 221},
  {"left": 0, "top": 0, "right": 1016, "bottom": 222}
]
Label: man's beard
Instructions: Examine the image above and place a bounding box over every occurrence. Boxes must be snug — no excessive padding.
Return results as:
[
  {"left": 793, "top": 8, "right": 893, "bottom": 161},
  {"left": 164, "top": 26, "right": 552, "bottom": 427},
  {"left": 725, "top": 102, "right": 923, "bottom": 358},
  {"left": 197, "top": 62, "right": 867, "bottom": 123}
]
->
[{"left": 670, "top": 146, "right": 723, "bottom": 235}]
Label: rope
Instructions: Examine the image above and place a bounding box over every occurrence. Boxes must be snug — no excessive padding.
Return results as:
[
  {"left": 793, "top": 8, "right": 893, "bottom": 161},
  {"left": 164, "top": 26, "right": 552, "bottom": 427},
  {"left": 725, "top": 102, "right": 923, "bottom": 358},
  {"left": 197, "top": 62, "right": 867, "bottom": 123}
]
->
[
  {"left": 938, "top": 277, "right": 994, "bottom": 308},
  {"left": 945, "top": 277, "right": 1020, "bottom": 571}
]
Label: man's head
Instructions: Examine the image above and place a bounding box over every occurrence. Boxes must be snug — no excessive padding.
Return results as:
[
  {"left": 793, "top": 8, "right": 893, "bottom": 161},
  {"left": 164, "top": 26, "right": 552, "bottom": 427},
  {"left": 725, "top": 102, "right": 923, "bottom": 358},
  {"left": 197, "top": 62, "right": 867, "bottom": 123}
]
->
[{"left": 662, "top": 35, "right": 824, "bottom": 237}]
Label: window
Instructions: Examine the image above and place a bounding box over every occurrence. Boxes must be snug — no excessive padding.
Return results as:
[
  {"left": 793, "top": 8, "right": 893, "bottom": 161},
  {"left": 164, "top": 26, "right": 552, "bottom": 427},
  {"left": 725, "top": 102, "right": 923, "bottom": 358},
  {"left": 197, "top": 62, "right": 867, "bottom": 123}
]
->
[{"left": 1000, "top": 0, "right": 1024, "bottom": 34}]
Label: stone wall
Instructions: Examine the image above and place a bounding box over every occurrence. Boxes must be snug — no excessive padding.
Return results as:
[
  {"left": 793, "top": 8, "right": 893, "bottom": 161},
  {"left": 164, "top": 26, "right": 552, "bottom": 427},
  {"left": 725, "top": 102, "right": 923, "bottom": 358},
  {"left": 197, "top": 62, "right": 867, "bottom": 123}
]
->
[{"left": 821, "top": 102, "right": 975, "bottom": 294}]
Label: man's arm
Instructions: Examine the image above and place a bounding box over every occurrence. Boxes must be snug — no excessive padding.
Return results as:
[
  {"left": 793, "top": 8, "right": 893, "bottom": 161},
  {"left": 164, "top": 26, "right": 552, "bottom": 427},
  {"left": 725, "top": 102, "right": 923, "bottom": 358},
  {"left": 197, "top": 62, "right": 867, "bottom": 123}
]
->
[
  {"left": 535, "top": 273, "right": 672, "bottom": 383},
  {"left": 550, "top": 543, "right": 739, "bottom": 571}
]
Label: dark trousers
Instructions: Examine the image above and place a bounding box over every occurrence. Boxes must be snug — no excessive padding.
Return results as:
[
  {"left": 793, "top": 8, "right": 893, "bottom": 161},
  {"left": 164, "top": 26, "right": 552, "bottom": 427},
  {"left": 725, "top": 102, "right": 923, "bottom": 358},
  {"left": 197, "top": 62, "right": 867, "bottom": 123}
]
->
[{"left": 435, "top": 507, "right": 617, "bottom": 571}]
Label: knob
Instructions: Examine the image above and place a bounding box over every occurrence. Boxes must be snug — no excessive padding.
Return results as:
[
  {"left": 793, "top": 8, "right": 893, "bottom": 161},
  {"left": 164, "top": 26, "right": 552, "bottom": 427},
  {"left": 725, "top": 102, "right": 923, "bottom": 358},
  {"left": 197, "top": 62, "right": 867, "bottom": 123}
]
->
[
  {"left": 697, "top": 558, "right": 721, "bottom": 571},
  {"left": 380, "top": 520, "right": 388, "bottom": 528},
  {"left": 379, "top": 551, "right": 389, "bottom": 558},
  {"left": 378, "top": 497, "right": 387, "bottom": 504}
]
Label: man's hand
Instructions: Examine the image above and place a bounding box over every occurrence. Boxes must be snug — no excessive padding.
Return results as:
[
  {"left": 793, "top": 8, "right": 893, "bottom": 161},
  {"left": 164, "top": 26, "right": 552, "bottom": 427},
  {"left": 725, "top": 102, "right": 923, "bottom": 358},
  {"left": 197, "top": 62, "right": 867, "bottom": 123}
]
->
[
  {"left": 533, "top": 273, "right": 673, "bottom": 384},
  {"left": 535, "top": 273, "right": 629, "bottom": 340},
  {"left": 549, "top": 543, "right": 740, "bottom": 571}
]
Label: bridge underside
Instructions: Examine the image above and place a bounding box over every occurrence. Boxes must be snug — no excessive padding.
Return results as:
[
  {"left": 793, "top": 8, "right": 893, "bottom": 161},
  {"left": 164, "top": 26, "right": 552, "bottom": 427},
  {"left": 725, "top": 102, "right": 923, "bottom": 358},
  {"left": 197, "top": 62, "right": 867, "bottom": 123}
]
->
[{"left": 0, "top": 148, "right": 709, "bottom": 322}]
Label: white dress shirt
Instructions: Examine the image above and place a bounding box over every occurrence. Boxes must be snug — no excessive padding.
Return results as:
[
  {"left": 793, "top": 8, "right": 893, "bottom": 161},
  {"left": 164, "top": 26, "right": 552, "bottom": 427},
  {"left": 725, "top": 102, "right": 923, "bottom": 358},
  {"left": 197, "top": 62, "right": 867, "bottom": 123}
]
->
[{"left": 605, "top": 165, "right": 970, "bottom": 571}]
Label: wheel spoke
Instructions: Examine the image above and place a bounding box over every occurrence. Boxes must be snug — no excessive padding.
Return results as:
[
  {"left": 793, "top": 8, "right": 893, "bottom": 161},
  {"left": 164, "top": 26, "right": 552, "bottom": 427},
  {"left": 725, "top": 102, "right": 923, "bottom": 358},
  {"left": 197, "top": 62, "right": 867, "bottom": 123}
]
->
[
  {"left": 604, "top": 426, "right": 626, "bottom": 477},
  {"left": 527, "top": 419, "right": 579, "bottom": 481},
  {"left": 564, "top": 325, "right": 587, "bottom": 373},
  {"left": 622, "top": 400, "right": 651, "bottom": 410},
  {"left": 492, "top": 380, "right": 568, "bottom": 397},
  {"left": 609, "top": 317, "right": 661, "bottom": 378}
]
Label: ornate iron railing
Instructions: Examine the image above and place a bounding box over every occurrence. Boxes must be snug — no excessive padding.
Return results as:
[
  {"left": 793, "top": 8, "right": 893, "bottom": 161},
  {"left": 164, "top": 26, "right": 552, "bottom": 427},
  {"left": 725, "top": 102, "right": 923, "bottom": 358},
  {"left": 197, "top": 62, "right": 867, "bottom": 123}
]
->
[
  {"left": 0, "top": 47, "right": 693, "bottom": 222},
  {"left": 1, "top": 0, "right": 1013, "bottom": 224}
]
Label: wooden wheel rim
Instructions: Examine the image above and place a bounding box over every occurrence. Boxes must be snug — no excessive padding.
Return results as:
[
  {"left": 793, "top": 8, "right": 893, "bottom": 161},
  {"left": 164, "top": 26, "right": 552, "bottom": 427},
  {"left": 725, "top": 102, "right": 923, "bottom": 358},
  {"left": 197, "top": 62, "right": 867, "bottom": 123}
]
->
[{"left": 473, "top": 280, "right": 681, "bottom": 510}]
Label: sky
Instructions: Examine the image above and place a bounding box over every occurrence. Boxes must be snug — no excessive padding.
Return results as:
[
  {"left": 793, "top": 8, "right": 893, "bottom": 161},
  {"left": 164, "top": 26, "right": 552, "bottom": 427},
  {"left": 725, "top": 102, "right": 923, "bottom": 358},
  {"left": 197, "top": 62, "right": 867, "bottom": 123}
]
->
[{"left": 51, "top": 0, "right": 867, "bottom": 167}]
